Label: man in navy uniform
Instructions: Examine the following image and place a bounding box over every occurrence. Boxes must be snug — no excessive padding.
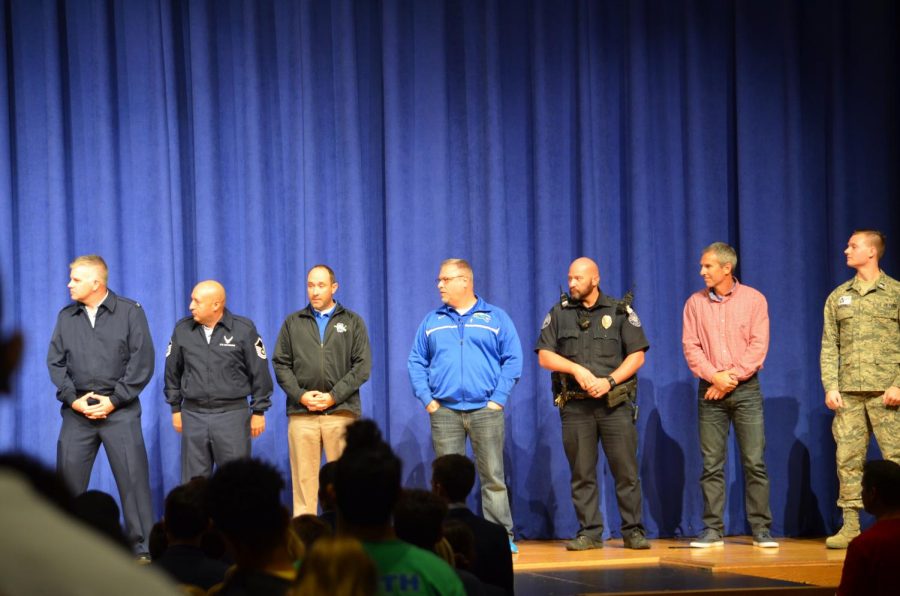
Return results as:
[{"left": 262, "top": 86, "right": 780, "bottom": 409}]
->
[
  {"left": 47, "top": 254, "right": 155, "bottom": 558},
  {"left": 165, "top": 280, "right": 273, "bottom": 482}
]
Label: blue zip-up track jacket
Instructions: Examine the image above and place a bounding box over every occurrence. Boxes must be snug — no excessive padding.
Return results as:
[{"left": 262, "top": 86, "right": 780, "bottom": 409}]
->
[{"left": 408, "top": 296, "right": 523, "bottom": 410}]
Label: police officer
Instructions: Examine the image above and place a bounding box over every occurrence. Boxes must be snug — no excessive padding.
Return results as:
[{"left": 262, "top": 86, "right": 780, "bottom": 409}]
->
[
  {"left": 536, "top": 257, "right": 650, "bottom": 550},
  {"left": 164, "top": 280, "right": 273, "bottom": 483},
  {"left": 821, "top": 229, "right": 900, "bottom": 548},
  {"left": 47, "top": 255, "right": 155, "bottom": 558}
]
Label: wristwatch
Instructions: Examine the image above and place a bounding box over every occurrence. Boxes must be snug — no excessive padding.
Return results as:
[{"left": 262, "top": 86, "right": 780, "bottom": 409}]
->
[{"left": 606, "top": 375, "right": 617, "bottom": 389}]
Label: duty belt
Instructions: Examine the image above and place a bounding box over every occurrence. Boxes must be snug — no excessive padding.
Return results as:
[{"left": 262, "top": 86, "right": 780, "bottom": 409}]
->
[{"left": 552, "top": 373, "right": 637, "bottom": 410}]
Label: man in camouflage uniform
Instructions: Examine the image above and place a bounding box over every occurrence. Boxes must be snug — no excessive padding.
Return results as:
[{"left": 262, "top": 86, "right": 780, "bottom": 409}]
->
[{"left": 821, "top": 229, "right": 900, "bottom": 549}]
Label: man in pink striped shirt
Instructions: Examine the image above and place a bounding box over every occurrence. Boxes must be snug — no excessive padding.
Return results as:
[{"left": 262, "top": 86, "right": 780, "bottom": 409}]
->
[{"left": 682, "top": 242, "right": 777, "bottom": 549}]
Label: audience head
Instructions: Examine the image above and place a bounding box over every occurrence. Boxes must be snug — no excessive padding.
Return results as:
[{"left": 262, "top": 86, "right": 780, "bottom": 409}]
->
[
  {"left": 164, "top": 477, "right": 211, "bottom": 542},
  {"left": 335, "top": 419, "right": 402, "bottom": 527},
  {"left": 291, "top": 514, "right": 331, "bottom": 551},
  {"left": 206, "top": 458, "right": 290, "bottom": 561},
  {"left": 862, "top": 459, "right": 900, "bottom": 516},
  {"left": 148, "top": 521, "right": 168, "bottom": 560},
  {"left": 393, "top": 488, "right": 448, "bottom": 552},
  {"left": 72, "top": 489, "right": 130, "bottom": 551},
  {"left": 293, "top": 536, "right": 377, "bottom": 596},
  {"left": 318, "top": 461, "right": 338, "bottom": 512},
  {"left": 442, "top": 519, "right": 477, "bottom": 571},
  {"left": 431, "top": 454, "right": 476, "bottom": 503}
]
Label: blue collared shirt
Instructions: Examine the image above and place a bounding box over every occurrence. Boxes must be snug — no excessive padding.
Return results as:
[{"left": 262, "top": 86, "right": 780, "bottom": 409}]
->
[{"left": 313, "top": 304, "right": 337, "bottom": 342}]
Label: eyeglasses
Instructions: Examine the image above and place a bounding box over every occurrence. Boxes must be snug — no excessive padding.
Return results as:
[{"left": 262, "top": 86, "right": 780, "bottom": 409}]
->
[{"left": 435, "top": 275, "right": 467, "bottom": 285}]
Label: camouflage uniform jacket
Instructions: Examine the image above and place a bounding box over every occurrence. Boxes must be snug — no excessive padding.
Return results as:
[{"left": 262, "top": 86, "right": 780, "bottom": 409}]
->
[{"left": 820, "top": 271, "right": 900, "bottom": 392}]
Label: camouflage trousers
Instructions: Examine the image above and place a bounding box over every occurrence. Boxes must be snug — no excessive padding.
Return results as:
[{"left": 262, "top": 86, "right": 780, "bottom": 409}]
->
[{"left": 833, "top": 391, "right": 900, "bottom": 509}]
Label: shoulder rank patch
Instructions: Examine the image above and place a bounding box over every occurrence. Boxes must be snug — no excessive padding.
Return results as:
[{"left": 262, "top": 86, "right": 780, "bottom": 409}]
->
[
  {"left": 627, "top": 308, "right": 642, "bottom": 327},
  {"left": 255, "top": 337, "right": 267, "bottom": 359},
  {"left": 541, "top": 313, "right": 551, "bottom": 329},
  {"left": 838, "top": 295, "right": 852, "bottom": 306},
  {"left": 165, "top": 340, "right": 172, "bottom": 358}
]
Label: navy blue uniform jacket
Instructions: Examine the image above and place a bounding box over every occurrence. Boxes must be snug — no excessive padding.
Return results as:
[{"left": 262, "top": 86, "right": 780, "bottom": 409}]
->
[
  {"left": 47, "top": 290, "right": 155, "bottom": 409},
  {"left": 164, "top": 309, "right": 273, "bottom": 413}
]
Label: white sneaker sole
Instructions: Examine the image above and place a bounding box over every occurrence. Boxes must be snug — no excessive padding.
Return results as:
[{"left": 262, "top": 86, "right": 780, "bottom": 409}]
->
[
  {"left": 689, "top": 540, "right": 724, "bottom": 548},
  {"left": 753, "top": 540, "right": 779, "bottom": 548}
]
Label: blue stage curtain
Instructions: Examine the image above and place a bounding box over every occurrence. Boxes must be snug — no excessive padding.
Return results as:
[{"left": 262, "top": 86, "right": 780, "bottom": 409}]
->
[{"left": 1, "top": 0, "right": 897, "bottom": 540}]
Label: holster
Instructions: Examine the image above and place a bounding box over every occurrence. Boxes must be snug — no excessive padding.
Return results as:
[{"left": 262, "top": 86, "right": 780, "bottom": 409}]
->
[{"left": 552, "top": 373, "right": 637, "bottom": 409}]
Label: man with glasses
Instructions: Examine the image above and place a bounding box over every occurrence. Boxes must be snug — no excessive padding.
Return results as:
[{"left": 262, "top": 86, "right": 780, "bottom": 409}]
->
[{"left": 408, "top": 259, "right": 523, "bottom": 553}]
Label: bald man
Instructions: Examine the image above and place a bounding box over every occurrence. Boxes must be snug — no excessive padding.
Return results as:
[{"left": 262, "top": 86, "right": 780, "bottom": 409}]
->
[
  {"left": 536, "top": 258, "right": 650, "bottom": 550},
  {"left": 164, "top": 281, "right": 273, "bottom": 482}
]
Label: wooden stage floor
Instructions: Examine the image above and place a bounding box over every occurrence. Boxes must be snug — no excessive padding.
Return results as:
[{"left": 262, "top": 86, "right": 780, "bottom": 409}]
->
[{"left": 512, "top": 537, "right": 845, "bottom": 595}]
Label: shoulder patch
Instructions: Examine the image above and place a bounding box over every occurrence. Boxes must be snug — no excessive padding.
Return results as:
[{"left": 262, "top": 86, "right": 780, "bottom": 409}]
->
[
  {"left": 165, "top": 340, "right": 172, "bottom": 358},
  {"left": 627, "top": 309, "right": 642, "bottom": 327},
  {"left": 541, "top": 313, "right": 552, "bottom": 330},
  {"left": 255, "top": 337, "right": 267, "bottom": 359}
]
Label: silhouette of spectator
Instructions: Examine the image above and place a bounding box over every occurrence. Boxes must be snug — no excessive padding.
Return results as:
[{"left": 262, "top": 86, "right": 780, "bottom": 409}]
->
[
  {"left": 153, "top": 478, "right": 228, "bottom": 589},
  {"left": 206, "top": 459, "right": 300, "bottom": 595},
  {"left": 318, "top": 460, "right": 338, "bottom": 530},
  {"left": 395, "top": 488, "right": 494, "bottom": 595},
  {"left": 292, "top": 514, "right": 331, "bottom": 551},
  {"left": 838, "top": 459, "right": 900, "bottom": 596},
  {"left": 432, "top": 454, "right": 514, "bottom": 594},
  {"left": 294, "top": 536, "right": 377, "bottom": 596},
  {"left": 335, "top": 419, "right": 464, "bottom": 595},
  {"left": 72, "top": 489, "right": 131, "bottom": 551}
]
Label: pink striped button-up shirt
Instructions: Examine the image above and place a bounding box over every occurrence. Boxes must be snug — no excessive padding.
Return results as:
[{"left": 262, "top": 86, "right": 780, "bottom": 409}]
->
[{"left": 682, "top": 279, "right": 769, "bottom": 383}]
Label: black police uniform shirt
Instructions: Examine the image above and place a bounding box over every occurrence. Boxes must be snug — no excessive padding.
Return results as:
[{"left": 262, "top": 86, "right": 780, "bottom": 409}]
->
[
  {"left": 47, "top": 290, "right": 155, "bottom": 409},
  {"left": 534, "top": 292, "right": 649, "bottom": 377},
  {"left": 164, "top": 308, "right": 273, "bottom": 414}
]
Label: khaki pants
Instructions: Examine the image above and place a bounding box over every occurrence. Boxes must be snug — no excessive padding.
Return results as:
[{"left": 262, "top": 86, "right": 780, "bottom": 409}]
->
[{"left": 288, "top": 413, "right": 354, "bottom": 516}]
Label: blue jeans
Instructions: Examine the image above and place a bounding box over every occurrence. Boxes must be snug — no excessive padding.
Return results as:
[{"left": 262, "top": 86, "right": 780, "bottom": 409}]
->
[
  {"left": 430, "top": 406, "right": 513, "bottom": 537},
  {"left": 697, "top": 375, "right": 772, "bottom": 534}
]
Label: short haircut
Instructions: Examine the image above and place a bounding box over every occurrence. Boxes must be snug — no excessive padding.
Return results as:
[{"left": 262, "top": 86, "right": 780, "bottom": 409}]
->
[
  {"left": 393, "top": 489, "right": 448, "bottom": 551},
  {"left": 69, "top": 255, "right": 109, "bottom": 283},
  {"left": 440, "top": 258, "right": 474, "bottom": 282},
  {"left": 308, "top": 264, "right": 336, "bottom": 284},
  {"left": 164, "top": 478, "right": 211, "bottom": 540},
  {"left": 206, "top": 459, "right": 288, "bottom": 553},
  {"left": 432, "top": 454, "right": 476, "bottom": 502},
  {"left": 335, "top": 419, "right": 402, "bottom": 526},
  {"left": 702, "top": 242, "right": 738, "bottom": 269},
  {"left": 853, "top": 229, "right": 886, "bottom": 260},
  {"left": 863, "top": 459, "right": 900, "bottom": 509}
]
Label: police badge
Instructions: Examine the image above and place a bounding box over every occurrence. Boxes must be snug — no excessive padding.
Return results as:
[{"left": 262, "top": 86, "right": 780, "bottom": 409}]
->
[{"left": 601, "top": 315, "right": 612, "bottom": 329}]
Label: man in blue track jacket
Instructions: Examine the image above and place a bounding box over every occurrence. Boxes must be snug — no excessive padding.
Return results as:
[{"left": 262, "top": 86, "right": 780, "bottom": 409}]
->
[{"left": 408, "top": 259, "right": 523, "bottom": 552}]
